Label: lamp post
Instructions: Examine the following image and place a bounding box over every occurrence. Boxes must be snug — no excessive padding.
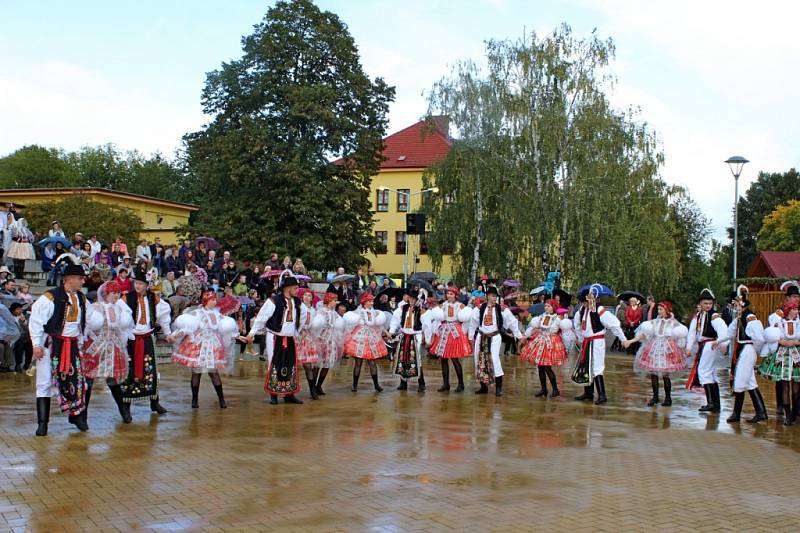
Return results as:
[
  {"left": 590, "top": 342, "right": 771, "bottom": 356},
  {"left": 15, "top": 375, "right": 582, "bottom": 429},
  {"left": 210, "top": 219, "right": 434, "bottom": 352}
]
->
[
  {"left": 725, "top": 155, "right": 749, "bottom": 289},
  {"left": 377, "top": 186, "right": 439, "bottom": 287}
]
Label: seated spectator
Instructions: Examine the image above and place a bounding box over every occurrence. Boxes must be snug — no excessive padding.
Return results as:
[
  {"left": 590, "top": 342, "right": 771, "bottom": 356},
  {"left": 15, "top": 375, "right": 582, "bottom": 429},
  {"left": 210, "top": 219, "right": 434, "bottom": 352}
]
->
[
  {"left": 113, "top": 236, "right": 129, "bottom": 256},
  {"left": 233, "top": 274, "right": 249, "bottom": 296},
  {"left": 161, "top": 271, "right": 176, "bottom": 299},
  {"left": 17, "top": 282, "right": 32, "bottom": 305},
  {"left": 94, "top": 245, "right": 112, "bottom": 267},
  {"left": 168, "top": 286, "right": 189, "bottom": 319},
  {"left": 48, "top": 221, "right": 65, "bottom": 238},
  {"left": 10, "top": 302, "right": 32, "bottom": 373},
  {"left": 136, "top": 239, "right": 152, "bottom": 262},
  {"left": 115, "top": 267, "right": 132, "bottom": 295}
]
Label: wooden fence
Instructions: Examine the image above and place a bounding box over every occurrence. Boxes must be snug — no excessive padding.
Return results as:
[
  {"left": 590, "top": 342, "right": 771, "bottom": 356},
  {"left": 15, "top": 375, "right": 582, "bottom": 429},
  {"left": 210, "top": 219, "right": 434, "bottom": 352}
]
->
[{"left": 749, "top": 291, "right": 785, "bottom": 321}]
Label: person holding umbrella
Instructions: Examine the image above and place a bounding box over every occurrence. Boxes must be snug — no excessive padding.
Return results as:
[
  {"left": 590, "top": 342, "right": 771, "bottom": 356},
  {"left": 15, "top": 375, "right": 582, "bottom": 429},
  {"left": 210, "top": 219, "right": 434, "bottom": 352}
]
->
[{"left": 571, "top": 284, "right": 627, "bottom": 405}]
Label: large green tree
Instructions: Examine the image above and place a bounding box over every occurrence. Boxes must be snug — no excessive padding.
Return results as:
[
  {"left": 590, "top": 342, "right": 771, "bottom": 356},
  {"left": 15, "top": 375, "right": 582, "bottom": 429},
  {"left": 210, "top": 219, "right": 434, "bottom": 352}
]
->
[
  {"left": 0, "top": 145, "right": 78, "bottom": 188},
  {"left": 727, "top": 168, "right": 800, "bottom": 271},
  {"left": 183, "top": 0, "right": 394, "bottom": 265},
  {"left": 423, "top": 25, "right": 681, "bottom": 297},
  {"left": 758, "top": 199, "right": 800, "bottom": 251}
]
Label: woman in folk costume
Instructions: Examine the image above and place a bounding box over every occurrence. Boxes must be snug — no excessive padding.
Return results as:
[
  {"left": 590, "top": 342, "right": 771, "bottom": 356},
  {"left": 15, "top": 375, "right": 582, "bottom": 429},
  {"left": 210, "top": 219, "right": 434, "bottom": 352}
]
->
[
  {"left": 520, "top": 299, "right": 571, "bottom": 398},
  {"left": 571, "top": 284, "right": 627, "bottom": 405},
  {"left": 343, "top": 292, "right": 387, "bottom": 392},
  {"left": 427, "top": 286, "right": 472, "bottom": 393},
  {"left": 81, "top": 280, "right": 135, "bottom": 423},
  {"left": 717, "top": 286, "right": 767, "bottom": 424},
  {"left": 760, "top": 301, "right": 800, "bottom": 425},
  {"left": 309, "top": 291, "right": 344, "bottom": 396},
  {"left": 172, "top": 291, "right": 238, "bottom": 409},
  {"left": 7, "top": 217, "right": 35, "bottom": 279},
  {"left": 28, "top": 254, "right": 102, "bottom": 435},
  {"left": 389, "top": 288, "right": 426, "bottom": 392},
  {"left": 468, "top": 286, "right": 523, "bottom": 397},
  {"left": 622, "top": 300, "right": 689, "bottom": 407},
  {"left": 766, "top": 282, "right": 800, "bottom": 419},
  {"left": 246, "top": 272, "right": 306, "bottom": 405},
  {"left": 623, "top": 296, "right": 644, "bottom": 354},
  {"left": 684, "top": 288, "right": 728, "bottom": 414},
  {"left": 295, "top": 287, "right": 323, "bottom": 400}
]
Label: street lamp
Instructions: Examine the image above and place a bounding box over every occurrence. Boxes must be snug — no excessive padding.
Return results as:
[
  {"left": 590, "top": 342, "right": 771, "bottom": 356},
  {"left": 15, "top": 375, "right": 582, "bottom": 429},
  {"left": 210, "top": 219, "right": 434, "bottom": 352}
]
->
[
  {"left": 725, "top": 155, "right": 749, "bottom": 288},
  {"left": 377, "top": 186, "right": 439, "bottom": 286}
]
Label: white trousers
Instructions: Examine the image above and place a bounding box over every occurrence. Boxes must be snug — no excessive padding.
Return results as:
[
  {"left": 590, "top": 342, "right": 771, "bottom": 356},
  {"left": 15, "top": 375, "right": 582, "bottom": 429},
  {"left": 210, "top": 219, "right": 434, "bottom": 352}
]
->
[
  {"left": 587, "top": 338, "right": 606, "bottom": 379},
  {"left": 474, "top": 333, "right": 504, "bottom": 377},
  {"left": 35, "top": 347, "right": 57, "bottom": 398},
  {"left": 697, "top": 343, "right": 719, "bottom": 385},
  {"left": 733, "top": 344, "right": 758, "bottom": 393}
]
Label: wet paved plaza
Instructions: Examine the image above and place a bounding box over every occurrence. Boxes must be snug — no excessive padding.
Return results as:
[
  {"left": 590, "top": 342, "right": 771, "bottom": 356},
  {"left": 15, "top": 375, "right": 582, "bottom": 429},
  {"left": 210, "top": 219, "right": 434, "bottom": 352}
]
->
[{"left": 2, "top": 353, "right": 800, "bottom": 532}]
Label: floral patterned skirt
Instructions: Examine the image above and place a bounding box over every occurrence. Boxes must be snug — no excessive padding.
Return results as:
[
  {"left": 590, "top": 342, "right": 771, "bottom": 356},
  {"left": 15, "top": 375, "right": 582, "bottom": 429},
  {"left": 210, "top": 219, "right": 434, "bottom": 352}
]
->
[
  {"left": 520, "top": 332, "right": 568, "bottom": 366},
  {"left": 759, "top": 346, "right": 800, "bottom": 382},
  {"left": 633, "top": 337, "right": 687, "bottom": 375},
  {"left": 315, "top": 328, "right": 342, "bottom": 368},
  {"left": 296, "top": 330, "right": 321, "bottom": 365},
  {"left": 172, "top": 330, "right": 227, "bottom": 372},
  {"left": 81, "top": 334, "right": 128, "bottom": 381},
  {"left": 429, "top": 322, "right": 472, "bottom": 359},
  {"left": 343, "top": 325, "right": 388, "bottom": 360}
]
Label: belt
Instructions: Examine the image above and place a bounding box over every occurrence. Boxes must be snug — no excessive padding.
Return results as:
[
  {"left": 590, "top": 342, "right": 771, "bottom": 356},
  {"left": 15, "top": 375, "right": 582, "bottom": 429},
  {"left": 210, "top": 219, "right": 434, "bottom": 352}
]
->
[
  {"left": 479, "top": 331, "right": 499, "bottom": 338},
  {"left": 53, "top": 335, "right": 78, "bottom": 374},
  {"left": 579, "top": 334, "right": 605, "bottom": 365}
]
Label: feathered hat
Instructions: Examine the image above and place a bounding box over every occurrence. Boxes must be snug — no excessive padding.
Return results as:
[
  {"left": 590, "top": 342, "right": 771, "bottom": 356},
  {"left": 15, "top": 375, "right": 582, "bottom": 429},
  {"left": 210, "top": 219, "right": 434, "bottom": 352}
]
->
[
  {"left": 278, "top": 269, "right": 298, "bottom": 289},
  {"left": 736, "top": 284, "right": 751, "bottom": 308},
  {"left": 781, "top": 280, "right": 799, "bottom": 297},
  {"left": 698, "top": 288, "right": 716, "bottom": 302},
  {"left": 55, "top": 253, "right": 86, "bottom": 277}
]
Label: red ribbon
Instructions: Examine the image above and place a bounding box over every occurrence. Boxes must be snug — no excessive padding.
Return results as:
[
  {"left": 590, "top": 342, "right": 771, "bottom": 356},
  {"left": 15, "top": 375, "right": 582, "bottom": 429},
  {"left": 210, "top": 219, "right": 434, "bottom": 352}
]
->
[
  {"left": 579, "top": 334, "right": 604, "bottom": 364},
  {"left": 134, "top": 334, "right": 147, "bottom": 380},
  {"left": 685, "top": 339, "right": 710, "bottom": 390},
  {"left": 54, "top": 335, "right": 76, "bottom": 374}
]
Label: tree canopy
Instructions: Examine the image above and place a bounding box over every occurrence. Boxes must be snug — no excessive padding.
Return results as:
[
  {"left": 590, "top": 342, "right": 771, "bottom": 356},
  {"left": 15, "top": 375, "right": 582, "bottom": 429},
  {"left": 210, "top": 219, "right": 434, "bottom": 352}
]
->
[
  {"left": 758, "top": 199, "right": 800, "bottom": 251},
  {"left": 183, "top": 0, "right": 395, "bottom": 265}
]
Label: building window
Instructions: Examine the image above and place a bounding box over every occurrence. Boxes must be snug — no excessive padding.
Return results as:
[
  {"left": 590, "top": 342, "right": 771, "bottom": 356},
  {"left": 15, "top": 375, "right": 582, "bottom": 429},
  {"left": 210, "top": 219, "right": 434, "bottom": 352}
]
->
[
  {"left": 422, "top": 190, "right": 434, "bottom": 208},
  {"left": 397, "top": 189, "right": 410, "bottom": 212},
  {"left": 395, "top": 231, "right": 406, "bottom": 254},
  {"left": 375, "top": 231, "right": 388, "bottom": 254},
  {"left": 376, "top": 189, "right": 389, "bottom": 212},
  {"left": 419, "top": 234, "right": 428, "bottom": 255}
]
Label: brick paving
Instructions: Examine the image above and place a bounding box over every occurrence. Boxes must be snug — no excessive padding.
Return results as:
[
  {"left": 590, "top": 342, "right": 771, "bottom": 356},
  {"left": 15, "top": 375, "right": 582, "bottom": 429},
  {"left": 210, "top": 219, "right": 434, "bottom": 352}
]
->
[{"left": 1, "top": 354, "right": 799, "bottom": 532}]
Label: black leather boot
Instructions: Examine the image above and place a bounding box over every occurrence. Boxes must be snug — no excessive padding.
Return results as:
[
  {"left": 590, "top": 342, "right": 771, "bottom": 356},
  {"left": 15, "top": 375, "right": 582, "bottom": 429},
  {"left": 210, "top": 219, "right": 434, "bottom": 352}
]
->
[
  {"left": 698, "top": 384, "right": 713, "bottom": 412},
  {"left": 454, "top": 362, "right": 465, "bottom": 392},
  {"left": 371, "top": 373, "right": 383, "bottom": 392},
  {"left": 109, "top": 385, "right": 132, "bottom": 423},
  {"left": 307, "top": 379, "right": 319, "bottom": 400},
  {"left": 352, "top": 373, "right": 360, "bottom": 392},
  {"left": 726, "top": 391, "right": 744, "bottom": 423},
  {"left": 475, "top": 382, "right": 489, "bottom": 394},
  {"left": 545, "top": 367, "right": 559, "bottom": 397},
  {"left": 269, "top": 394, "right": 279, "bottom": 405},
  {"left": 397, "top": 379, "right": 408, "bottom": 391},
  {"left": 316, "top": 369, "right": 328, "bottom": 395},
  {"left": 534, "top": 367, "right": 548, "bottom": 397},
  {"left": 575, "top": 384, "right": 594, "bottom": 401},
  {"left": 709, "top": 383, "right": 721, "bottom": 413},
  {"left": 776, "top": 381, "right": 784, "bottom": 418},
  {"left": 661, "top": 377, "right": 672, "bottom": 406},
  {"left": 191, "top": 385, "right": 200, "bottom": 408},
  {"left": 35, "top": 397, "right": 50, "bottom": 436},
  {"left": 81, "top": 384, "right": 93, "bottom": 429},
  {"left": 418, "top": 374, "right": 426, "bottom": 393},
  {"left": 495, "top": 376, "right": 503, "bottom": 397},
  {"left": 594, "top": 375, "right": 607, "bottom": 405},
  {"left": 150, "top": 398, "right": 168, "bottom": 414},
  {"left": 438, "top": 360, "right": 450, "bottom": 392},
  {"left": 647, "top": 374, "right": 659, "bottom": 406},
  {"left": 747, "top": 388, "right": 768, "bottom": 423},
  {"left": 214, "top": 384, "right": 227, "bottom": 408},
  {"left": 284, "top": 394, "right": 303, "bottom": 404}
]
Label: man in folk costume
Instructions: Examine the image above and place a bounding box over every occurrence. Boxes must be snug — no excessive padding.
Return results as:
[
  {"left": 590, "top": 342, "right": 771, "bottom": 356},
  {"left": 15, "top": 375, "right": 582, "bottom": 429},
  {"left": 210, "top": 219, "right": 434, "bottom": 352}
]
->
[
  {"left": 768, "top": 281, "right": 800, "bottom": 417},
  {"left": 247, "top": 273, "right": 305, "bottom": 404},
  {"left": 29, "top": 254, "right": 100, "bottom": 435},
  {"left": 571, "top": 284, "right": 627, "bottom": 404},
  {"left": 468, "top": 286, "right": 523, "bottom": 396},
  {"left": 390, "top": 288, "right": 426, "bottom": 392},
  {"left": 720, "top": 286, "right": 767, "bottom": 423},
  {"left": 685, "top": 288, "right": 728, "bottom": 413},
  {"left": 120, "top": 270, "right": 174, "bottom": 418}
]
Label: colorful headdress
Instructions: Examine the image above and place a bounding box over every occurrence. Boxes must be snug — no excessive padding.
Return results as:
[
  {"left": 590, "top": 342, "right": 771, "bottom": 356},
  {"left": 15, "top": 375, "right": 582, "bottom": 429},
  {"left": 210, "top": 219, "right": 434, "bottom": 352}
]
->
[
  {"left": 201, "top": 290, "right": 217, "bottom": 307},
  {"left": 545, "top": 299, "right": 559, "bottom": 310},
  {"left": 323, "top": 292, "right": 339, "bottom": 305},
  {"left": 657, "top": 300, "right": 673, "bottom": 317},
  {"left": 698, "top": 288, "right": 715, "bottom": 301},
  {"left": 447, "top": 286, "right": 460, "bottom": 296},
  {"left": 359, "top": 292, "right": 374, "bottom": 305}
]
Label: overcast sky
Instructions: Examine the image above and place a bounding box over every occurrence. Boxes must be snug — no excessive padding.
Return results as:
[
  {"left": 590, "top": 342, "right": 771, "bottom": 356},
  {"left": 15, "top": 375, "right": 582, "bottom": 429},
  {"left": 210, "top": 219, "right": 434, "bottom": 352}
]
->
[{"left": 1, "top": 0, "right": 798, "bottom": 242}]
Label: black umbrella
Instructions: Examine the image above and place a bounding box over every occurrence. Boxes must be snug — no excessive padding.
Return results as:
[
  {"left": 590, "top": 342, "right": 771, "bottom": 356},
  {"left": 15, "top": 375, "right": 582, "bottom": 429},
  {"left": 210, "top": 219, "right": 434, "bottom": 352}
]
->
[
  {"left": 410, "top": 271, "right": 437, "bottom": 282},
  {"left": 553, "top": 289, "right": 572, "bottom": 308},
  {"left": 376, "top": 287, "right": 404, "bottom": 301},
  {"left": 407, "top": 278, "right": 435, "bottom": 296},
  {"left": 617, "top": 290, "right": 645, "bottom": 303}
]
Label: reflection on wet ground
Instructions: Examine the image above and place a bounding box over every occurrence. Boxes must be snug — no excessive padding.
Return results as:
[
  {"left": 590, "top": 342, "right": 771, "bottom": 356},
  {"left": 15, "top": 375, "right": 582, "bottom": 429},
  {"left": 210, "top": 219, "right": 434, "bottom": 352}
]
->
[{"left": 1, "top": 353, "right": 799, "bottom": 531}]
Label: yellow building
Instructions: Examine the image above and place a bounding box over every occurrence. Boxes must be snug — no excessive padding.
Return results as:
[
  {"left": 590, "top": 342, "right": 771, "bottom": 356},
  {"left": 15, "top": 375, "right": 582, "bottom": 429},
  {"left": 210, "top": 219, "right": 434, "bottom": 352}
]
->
[
  {"left": 0, "top": 187, "right": 198, "bottom": 244},
  {"left": 364, "top": 118, "right": 453, "bottom": 279}
]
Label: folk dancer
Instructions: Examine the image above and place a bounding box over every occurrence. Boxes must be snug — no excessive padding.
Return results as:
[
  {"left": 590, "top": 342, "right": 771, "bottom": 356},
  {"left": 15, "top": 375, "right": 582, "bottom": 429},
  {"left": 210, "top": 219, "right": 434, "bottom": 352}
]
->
[
  {"left": 468, "top": 286, "right": 523, "bottom": 397},
  {"left": 767, "top": 281, "right": 800, "bottom": 418},
  {"left": 296, "top": 287, "right": 323, "bottom": 400},
  {"left": 247, "top": 274, "right": 305, "bottom": 404},
  {"left": 309, "top": 291, "right": 345, "bottom": 395},
  {"left": 520, "top": 299, "right": 571, "bottom": 398},
  {"left": 342, "top": 293, "right": 388, "bottom": 392},
  {"left": 390, "top": 289, "right": 426, "bottom": 392},
  {"left": 427, "top": 287, "right": 473, "bottom": 392},
  {"left": 572, "top": 284, "right": 627, "bottom": 405},
  {"left": 172, "top": 291, "right": 238, "bottom": 409},
  {"left": 29, "top": 254, "right": 100, "bottom": 435},
  {"left": 719, "top": 286, "right": 767, "bottom": 423},
  {"left": 760, "top": 300, "right": 800, "bottom": 425},
  {"left": 81, "top": 280, "right": 134, "bottom": 424},
  {"left": 685, "top": 288, "right": 728, "bottom": 413},
  {"left": 623, "top": 300, "right": 689, "bottom": 406},
  {"left": 120, "top": 270, "right": 174, "bottom": 418}
]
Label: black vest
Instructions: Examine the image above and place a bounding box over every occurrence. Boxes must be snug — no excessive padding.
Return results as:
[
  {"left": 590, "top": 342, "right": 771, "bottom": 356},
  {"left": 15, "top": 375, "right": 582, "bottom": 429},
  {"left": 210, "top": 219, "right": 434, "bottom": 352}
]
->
[
  {"left": 578, "top": 306, "right": 603, "bottom": 333},
  {"left": 399, "top": 303, "right": 423, "bottom": 331},
  {"left": 698, "top": 310, "right": 719, "bottom": 339},
  {"left": 736, "top": 309, "right": 755, "bottom": 343},
  {"left": 126, "top": 290, "right": 159, "bottom": 329},
  {"left": 266, "top": 294, "right": 302, "bottom": 333},
  {"left": 478, "top": 303, "right": 503, "bottom": 330},
  {"left": 43, "top": 287, "right": 86, "bottom": 337}
]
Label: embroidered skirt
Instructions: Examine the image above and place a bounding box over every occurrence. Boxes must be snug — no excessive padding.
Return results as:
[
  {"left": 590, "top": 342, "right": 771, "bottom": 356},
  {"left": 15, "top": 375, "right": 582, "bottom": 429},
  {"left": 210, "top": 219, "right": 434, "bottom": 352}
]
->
[
  {"left": 759, "top": 346, "right": 800, "bottom": 382},
  {"left": 81, "top": 332, "right": 129, "bottom": 381},
  {"left": 633, "top": 337, "right": 688, "bottom": 375},
  {"left": 520, "top": 332, "right": 568, "bottom": 366},
  {"left": 429, "top": 322, "right": 472, "bottom": 359},
  {"left": 296, "top": 330, "right": 321, "bottom": 365},
  {"left": 343, "top": 325, "right": 388, "bottom": 360}
]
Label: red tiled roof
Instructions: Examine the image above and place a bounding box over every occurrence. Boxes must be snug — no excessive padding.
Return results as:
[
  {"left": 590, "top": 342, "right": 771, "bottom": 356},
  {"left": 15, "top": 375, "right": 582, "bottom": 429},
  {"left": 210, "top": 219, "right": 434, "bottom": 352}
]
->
[
  {"left": 747, "top": 251, "right": 800, "bottom": 278},
  {"left": 379, "top": 117, "right": 452, "bottom": 169}
]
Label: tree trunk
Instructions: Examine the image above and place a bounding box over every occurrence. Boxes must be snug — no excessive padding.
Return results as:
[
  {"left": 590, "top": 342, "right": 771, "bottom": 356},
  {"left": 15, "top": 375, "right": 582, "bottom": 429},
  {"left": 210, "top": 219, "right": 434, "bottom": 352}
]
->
[{"left": 471, "top": 173, "right": 483, "bottom": 283}]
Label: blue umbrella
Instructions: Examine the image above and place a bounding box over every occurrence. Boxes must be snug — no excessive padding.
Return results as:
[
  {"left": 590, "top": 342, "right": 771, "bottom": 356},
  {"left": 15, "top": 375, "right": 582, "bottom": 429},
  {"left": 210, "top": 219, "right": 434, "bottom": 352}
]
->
[
  {"left": 37, "top": 235, "right": 72, "bottom": 249},
  {"left": 577, "top": 283, "right": 614, "bottom": 299}
]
